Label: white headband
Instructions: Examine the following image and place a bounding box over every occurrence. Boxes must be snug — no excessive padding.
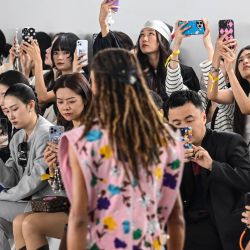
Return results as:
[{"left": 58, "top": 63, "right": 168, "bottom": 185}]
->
[{"left": 142, "top": 20, "right": 172, "bottom": 43}]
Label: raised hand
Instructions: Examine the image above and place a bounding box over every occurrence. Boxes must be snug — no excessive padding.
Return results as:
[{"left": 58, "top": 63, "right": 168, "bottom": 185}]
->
[{"left": 72, "top": 50, "right": 88, "bottom": 73}]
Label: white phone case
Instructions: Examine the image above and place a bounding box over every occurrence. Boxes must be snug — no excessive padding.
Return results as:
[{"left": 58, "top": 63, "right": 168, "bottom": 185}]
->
[{"left": 76, "top": 40, "right": 88, "bottom": 56}]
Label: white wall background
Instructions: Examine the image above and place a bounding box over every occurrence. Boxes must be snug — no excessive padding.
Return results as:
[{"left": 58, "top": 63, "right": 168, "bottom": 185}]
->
[{"left": 1, "top": 0, "right": 250, "bottom": 77}]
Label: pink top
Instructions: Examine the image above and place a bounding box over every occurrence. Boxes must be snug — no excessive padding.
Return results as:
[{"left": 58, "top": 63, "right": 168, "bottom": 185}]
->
[{"left": 59, "top": 124, "right": 184, "bottom": 250}]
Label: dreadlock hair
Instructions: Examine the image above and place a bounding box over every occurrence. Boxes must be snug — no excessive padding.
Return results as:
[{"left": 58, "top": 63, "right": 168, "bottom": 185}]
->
[
  {"left": 233, "top": 45, "right": 250, "bottom": 136},
  {"left": 83, "top": 48, "right": 175, "bottom": 181}
]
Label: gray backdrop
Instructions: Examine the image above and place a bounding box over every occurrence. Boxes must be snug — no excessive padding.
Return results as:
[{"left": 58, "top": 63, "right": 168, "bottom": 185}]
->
[{"left": 1, "top": 0, "right": 249, "bottom": 77}]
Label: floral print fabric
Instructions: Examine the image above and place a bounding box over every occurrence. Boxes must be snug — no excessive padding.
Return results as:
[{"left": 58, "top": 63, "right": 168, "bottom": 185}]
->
[{"left": 59, "top": 124, "right": 184, "bottom": 250}]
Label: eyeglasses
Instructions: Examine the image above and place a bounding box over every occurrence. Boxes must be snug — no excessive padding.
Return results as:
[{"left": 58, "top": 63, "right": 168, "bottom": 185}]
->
[{"left": 17, "top": 142, "right": 28, "bottom": 168}]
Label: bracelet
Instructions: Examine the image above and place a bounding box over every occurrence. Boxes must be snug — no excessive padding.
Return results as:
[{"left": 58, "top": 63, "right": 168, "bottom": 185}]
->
[
  {"left": 172, "top": 50, "right": 180, "bottom": 55},
  {"left": 165, "top": 50, "right": 180, "bottom": 67},
  {"left": 208, "top": 73, "right": 219, "bottom": 93},
  {"left": 210, "top": 66, "right": 220, "bottom": 74}
]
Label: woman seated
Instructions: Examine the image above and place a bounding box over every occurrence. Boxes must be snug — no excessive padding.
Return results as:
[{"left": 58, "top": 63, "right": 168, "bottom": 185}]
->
[
  {"left": 0, "top": 83, "right": 53, "bottom": 250},
  {"left": 13, "top": 73, "right": 92, "bottom": 250},
  {"left": 0, "top": 70, "right": 30, "bottom": 162}
]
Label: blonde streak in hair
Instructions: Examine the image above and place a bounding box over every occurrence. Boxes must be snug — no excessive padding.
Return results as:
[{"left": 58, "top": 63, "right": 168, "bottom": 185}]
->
[{"left": 111, "top": 85, "right": 121, "bottom": 137}]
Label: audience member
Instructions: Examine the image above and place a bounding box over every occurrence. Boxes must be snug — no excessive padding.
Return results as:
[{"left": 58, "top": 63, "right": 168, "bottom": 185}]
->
[
  {"left": 207, "top": 39, "right": 250, "bottom": 145},
  {"left": 93, "top": 0, "right": 134, "bottom": 55},
  {"left": 13, "top": 73, "right": 92, "bottom": 250},
  {"left": 0, "top": 70, "right": 30, "bottom": 162},
  {"left": 0, "top": 83, "right": 53, "bottom": 250},
  {"left": 137, "top": 19, "right": 200, "bottom": 104},
  {"left": 165, "top": 90, "right": 250, "bottom": 250},
  {"left": 164, "top": 21, "right": 235, "bottom": 132}
]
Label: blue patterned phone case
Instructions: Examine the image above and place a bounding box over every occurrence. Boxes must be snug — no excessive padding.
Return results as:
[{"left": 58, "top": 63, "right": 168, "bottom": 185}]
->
[
  {"left": 49, "top": 126, "right": 65, "bottom": 144},
  {"left": 178, "top": 20, "right": 205, "bottom": 35}
]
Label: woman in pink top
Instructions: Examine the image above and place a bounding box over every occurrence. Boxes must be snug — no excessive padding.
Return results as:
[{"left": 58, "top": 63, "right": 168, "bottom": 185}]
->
[{"left": 59, "top": 48, "right": 184, "bottom": 250}]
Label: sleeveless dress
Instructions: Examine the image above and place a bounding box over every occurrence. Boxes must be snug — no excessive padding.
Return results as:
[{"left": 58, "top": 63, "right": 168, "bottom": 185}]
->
[{"left": 59, "top": 124, "right": 184, "bottom": 250}]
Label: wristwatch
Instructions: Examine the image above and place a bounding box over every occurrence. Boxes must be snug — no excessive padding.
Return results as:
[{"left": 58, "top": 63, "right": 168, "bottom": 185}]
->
[{"left": 210, "top": 66, "right": 220, "bottom": 74}]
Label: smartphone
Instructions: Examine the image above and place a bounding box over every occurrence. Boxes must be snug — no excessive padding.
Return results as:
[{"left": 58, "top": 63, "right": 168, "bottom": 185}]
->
[
  {"left": 178, "top": 20, "right": 205, "bottom": 35},
  {"left": 245, "top": 192, "right": 250, "bottom": 206},
  {"left": 76, "top": 40, "right": 88, "bottom": 57},
  {"left": 179, "top": 127, "right": 193, "bottom": 149},
  {"left": 0, "top": 118, "right": 8, "bottom": 148},
  {"left": 49, "top": 126, "right": 65, "bottom": 144},
  {"left": 219, "top": 19, "right": 234, "bottom": 41},
  {"left": 22, "top": 27, "right": 36, "bottom": 43},
  {"left": 107, "top": 0, "right": 119, "bottom": 12}
]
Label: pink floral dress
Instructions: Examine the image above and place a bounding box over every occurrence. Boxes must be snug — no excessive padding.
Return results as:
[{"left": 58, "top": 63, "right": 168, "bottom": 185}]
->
[{"left": 59, "top": 123, "right": 184, "bottom": 250}]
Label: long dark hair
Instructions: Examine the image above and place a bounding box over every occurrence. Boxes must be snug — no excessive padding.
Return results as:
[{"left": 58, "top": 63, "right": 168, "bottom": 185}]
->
[
  {"left": 84, "top": 48, "right": 174, "bottom": 180},
  {"left": 233, "top": 45, "right": 250, "bottom": 136},
  {"left": 53, "top": 73, "right": 92, "bottom": 131},
  {"left": 136, "top": 30, "right": 172, "bottom": 101}
]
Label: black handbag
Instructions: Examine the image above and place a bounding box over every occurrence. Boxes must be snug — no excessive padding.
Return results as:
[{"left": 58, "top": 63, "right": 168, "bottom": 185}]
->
[{"left": 31, "top": 196, "right": 70, "bottom": 213}]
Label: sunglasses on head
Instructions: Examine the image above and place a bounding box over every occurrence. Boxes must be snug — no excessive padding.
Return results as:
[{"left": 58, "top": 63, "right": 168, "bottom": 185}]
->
[{"left": 18, "top": 142, "right": 28, "bottom": 168}]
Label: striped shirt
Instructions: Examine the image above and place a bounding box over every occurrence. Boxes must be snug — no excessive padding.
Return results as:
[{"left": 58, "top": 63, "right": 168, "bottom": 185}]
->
[{"left": 165, "top": 60, "right": 234, "bottom": 132}]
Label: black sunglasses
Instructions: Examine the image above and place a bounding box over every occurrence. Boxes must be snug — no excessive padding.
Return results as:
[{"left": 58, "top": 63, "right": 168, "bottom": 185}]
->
[{"left": 18, "top": 142, "right": 28, "bottom": 168}]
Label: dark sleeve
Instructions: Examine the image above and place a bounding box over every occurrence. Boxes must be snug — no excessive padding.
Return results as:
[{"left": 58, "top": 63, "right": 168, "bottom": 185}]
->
[
  {"left": 93, "top": 31, "right": 120, "bottom": 55},
  {"left": 180, "top": 64, "right": 200, "bottom": 92},
  {"left": 210, "top": 134, "right": 250, "bottom": 192}
]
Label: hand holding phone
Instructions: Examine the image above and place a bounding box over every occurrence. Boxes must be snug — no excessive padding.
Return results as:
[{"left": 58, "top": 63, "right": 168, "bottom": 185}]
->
[
  {"left": 76, "top": 40, "right": 88, "bottom": 57},
  {"left": 178, "top": 20, "right": 205, "bottom": 36},
  {"left": 219, "top": 20, "right": 234, "bottom": 41},
  {"left": 49, "top": 126, "right": 65, "bottom": 144},
  {"left": 180, "top": 127, "right": 193, "bottom": 149}
]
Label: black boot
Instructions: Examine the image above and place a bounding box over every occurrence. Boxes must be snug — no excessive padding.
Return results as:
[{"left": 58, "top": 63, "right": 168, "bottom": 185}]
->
[{"left": 37, "top": 245, "right": 49, "bottom": 250}]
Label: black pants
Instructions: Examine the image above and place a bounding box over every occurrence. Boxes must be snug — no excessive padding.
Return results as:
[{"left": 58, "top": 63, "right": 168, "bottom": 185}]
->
[{"left": 184, "top": 217, "right": 222, "bottom": 250}]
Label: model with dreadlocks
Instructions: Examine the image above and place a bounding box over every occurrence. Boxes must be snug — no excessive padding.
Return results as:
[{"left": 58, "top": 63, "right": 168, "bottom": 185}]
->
[{"left": 59, "top": 48, "right": 184, "bottom": 250}]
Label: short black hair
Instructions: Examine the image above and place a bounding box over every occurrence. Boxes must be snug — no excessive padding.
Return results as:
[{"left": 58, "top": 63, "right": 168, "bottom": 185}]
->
[
  {"left": 51, "top": 32, "right": 79, "bottom": 67},
  {"left": 0, "top": 70, "right": 30, "bottom": 87},
  {"left": 164, "top": 90, "right": 203, "bottom": 118},
  {"left": 35, "top": 31, "right": 52, "bottom": 70},
  {"left": 149, "top": 90, "right": 163, "bottom": 110}
]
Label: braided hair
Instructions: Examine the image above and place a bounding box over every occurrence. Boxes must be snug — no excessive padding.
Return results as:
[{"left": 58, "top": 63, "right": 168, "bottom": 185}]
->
[{"left": 82, "top": 48, "right": 175, "bottom": 180}]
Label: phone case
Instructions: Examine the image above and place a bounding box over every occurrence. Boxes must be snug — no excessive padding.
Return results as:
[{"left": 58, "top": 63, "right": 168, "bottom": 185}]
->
[
  {"left": 22, "top": 27, "right": 36, "bottom": 43},
  {"left": 76, "top": 40, "right": 88, "bottom": 56},
  {"left": 107, "top": 0, "right": 119, "bottom": 12},
  {"left": 49, "top": 126, "right": 65, "bottom": 144},
  {"left": 178, "top": 20, "right": 205, "bottom": 35},
  {"left": 0, "top": 118, "right": 8, "bottom": 147},
  {"left": 180, "top": 127, "right": 193, "bottom": 149},
  {"left": 219, "top": 19, "right": 234, "bottom": 40},
  {"left": 245, "top": 192, "right": 250, "bottom": 206}
]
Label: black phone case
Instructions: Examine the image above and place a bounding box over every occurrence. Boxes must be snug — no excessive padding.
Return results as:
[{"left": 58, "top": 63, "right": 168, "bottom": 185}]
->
[
  {"left": 219, "top": 20, "right": 234, "bottom": 40},
  {"left": 22, "top": 27, "right": 36, "bottom": 43}
]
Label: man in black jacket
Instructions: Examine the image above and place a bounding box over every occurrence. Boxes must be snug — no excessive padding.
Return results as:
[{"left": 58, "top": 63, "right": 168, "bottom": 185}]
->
[{"left": 165, "top": 90, "right": 250, "bottom": 250}]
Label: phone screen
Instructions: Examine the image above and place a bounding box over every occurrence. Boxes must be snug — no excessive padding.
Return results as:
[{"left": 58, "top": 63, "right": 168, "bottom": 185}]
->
[{"left": 179, "top": 127, "right": 193, "bottom": 149}]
